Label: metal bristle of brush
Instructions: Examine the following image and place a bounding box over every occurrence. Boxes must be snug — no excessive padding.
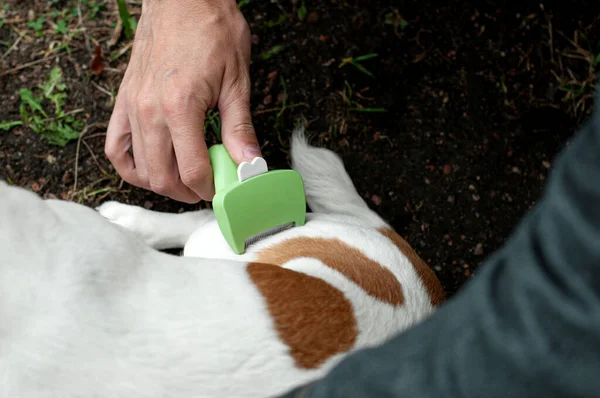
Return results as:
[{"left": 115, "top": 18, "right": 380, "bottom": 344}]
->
[
  {"left": 244, "top": 222, "right": 296, "bottom": 248},
  {"left": 208, "top": 144, "right": 307, "bottom": 255}
]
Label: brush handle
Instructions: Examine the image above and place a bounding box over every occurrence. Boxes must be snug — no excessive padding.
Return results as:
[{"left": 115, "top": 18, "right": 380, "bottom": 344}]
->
[{"left": 208, "top": 144, "right": 239, "bottom": 193}]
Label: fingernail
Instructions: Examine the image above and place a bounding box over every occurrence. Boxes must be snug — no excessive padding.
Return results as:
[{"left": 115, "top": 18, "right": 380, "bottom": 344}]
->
[{"left": 243, "top": 145, "right": 262, "bottom": 161}]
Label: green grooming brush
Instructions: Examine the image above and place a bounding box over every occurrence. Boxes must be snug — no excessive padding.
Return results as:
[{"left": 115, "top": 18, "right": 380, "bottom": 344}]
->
[{"left": 208, "top": 144, "right": 307, "bottom": 254}]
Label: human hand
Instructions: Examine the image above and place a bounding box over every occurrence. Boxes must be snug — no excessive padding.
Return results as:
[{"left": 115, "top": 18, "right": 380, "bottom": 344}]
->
[{"left": 105, "top": 0, "right": 260, "bottom": 203}]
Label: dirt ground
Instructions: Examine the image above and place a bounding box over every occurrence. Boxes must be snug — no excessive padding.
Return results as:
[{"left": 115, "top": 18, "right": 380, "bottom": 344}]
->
[{"left": 1, "top": 0, "right": 598, "bottom": 297}]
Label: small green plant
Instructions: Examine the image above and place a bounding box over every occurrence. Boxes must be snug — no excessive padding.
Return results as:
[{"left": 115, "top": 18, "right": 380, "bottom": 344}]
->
[
  {"left": 54, "top": 19, "right": 69, "bottom": 35},
  {"left": 237, "top": 0, "right": 250, "bottom": 10},
  {"left": 384, "top": 9, "right": 408, "bottom": 38},
  {"left": 276, "top": 76, "right": 289, "bottom": 123},
  {"left": 338, "top": 53, "right": 379, "bottom": 77},
  {"left": 341, "top": 81, "right": 386, "bottom": 112},
  {"left": 0, "top": 2, "right": 8, "bottom": 28},
  {"left": 385, "top": 11, "right": 408, "bottom": 29},
  {"left": 297, "top": 1, "right": 307, "bottom": 21},
  {"left": 266, "top": 14, "right": 286, "bottom": 28},
  {"left": 116, "top": 0, "right": 137, "bottom": 40},
  {"left": 27, "top": 16, "right": 46, "bottom": 37},
  {"left": 205, "top": 109, "right": 222, "bottom": 142},
  {"left": 82, "top": 0, "right": 103, "bottom": 19},
  {"left": 0, "top": 120, "right": 22, "bottom": 131},
  {"left": 261, "top": 44, "right": 286, "bottom": 60},
  {"left": 272, "top": 76, "right": 308, "bottom": 146},
  {"left": 16, "top": 66, "right": 83, "bottom": 146},
  {"left": 550, "top": 30, "right": 599, "bottom": 120}
]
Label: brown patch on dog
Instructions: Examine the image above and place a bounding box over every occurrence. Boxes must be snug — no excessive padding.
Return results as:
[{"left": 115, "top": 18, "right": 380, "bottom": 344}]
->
[
  {"left": 255, "top": 237, "right": 404, "bottom": 306},
  {"left": 247, "top": 262, "right": 358, "bottom": 369},
  {"left": 378, "top": 228, "right": 446, "bottom": 305}
]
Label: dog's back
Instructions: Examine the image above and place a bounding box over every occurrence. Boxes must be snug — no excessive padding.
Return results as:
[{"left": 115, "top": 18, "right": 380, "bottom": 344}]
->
[{"left": 0, "top": 131, "right": 444, "bottom": 397}]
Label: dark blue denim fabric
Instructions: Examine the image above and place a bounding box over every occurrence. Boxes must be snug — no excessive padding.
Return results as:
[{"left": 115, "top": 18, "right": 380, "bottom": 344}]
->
[{"left": 278, "top": 96, "right": 600, "bottom": 398}]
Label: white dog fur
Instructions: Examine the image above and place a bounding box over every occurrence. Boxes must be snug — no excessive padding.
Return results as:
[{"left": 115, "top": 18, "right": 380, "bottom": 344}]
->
[{"left": 0, "top": 130, "right": 444, "bottom": 397}]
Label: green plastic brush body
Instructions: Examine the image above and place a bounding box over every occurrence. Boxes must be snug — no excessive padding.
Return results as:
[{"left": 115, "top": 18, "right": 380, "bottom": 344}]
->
[{"left": 208, "top": 144, "right": 307, "bottom": 254}]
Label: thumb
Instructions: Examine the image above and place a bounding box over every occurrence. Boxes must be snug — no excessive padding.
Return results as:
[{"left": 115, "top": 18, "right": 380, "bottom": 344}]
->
[{"left": 219, "top": 86, "right": 262, "bottom": 165}]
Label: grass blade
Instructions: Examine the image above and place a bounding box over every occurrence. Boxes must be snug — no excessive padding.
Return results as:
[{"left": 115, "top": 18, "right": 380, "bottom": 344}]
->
[
  {"left": 353, "top": 53, "right": 378, "bottom": 62},
  {"left": 350, "top": 107, "right": 387, "bottom": 113},
  {"left": 351, "top": 62, "right": 374, "bottom": 77},
  {"left": 116, "top": 0, "right": 136, "bottom": 40},
  {"left": 0, "top": 120, "right": 23, "bottom": 131}
]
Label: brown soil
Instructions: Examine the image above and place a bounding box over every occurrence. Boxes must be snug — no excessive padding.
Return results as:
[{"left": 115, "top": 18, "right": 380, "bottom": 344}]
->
[{"left": 1, "top": 0, "right": 598, "bottom": 296}]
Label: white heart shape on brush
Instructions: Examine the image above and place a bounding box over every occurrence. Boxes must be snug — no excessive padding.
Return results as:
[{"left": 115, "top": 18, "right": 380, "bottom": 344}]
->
[{"left": 237, "top": 157, "right": 268, "bottom": 182}]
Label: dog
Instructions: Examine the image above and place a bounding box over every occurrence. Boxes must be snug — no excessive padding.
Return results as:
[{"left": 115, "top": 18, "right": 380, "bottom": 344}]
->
[{"left": 0, "top": 130, "right": 445, "bottom": 397}]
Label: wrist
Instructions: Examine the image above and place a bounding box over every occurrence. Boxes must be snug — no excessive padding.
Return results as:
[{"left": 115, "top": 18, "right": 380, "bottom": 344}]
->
[{"left": 143, "top": 0, "right": 238, "bottom": 10}]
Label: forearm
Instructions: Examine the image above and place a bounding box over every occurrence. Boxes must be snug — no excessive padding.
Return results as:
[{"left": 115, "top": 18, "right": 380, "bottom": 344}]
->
[{"left": 280, "top": 95, "right": 600, "bottom": 397}]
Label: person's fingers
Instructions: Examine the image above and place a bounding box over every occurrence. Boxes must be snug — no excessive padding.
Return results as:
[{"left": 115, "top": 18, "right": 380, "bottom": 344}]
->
[
  {"left": 141, "top": 112, "right": 201, "bottom": 203},
  {"left": 130, "top": 95, "right": 150, "bottom": 189},
  {"left": 105, "top": 90, "right": 144, "bottom": 187},
  {"left": 107, "top": 22, "right": 154, "bottom": 191},
  {"left": 219, "top": 65, "right": 261, "bottom": 165},
  {"left": 162, "top": 82, "right": 215, "bottom": 201}
]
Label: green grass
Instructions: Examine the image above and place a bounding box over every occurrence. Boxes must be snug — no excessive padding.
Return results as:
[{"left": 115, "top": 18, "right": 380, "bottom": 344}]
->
[
  {"left": 27, "top": 16, "right": 46, "bottom": 37},
  {"left": 0, "top": 2, "right": 8, "bottom": 28},
  {"left": 297, "top": 1, "right": 307, "bottom": 21},
  {"left": 20, "top": 3, "right": 88, "bottom": 55},
  {"left": 1, "top": 66, "right": 84, "bottom": 146},
  {"left": 0, "top": 120, "right": 22, "bottom": 131},
  {"left": 266, "top": 14, "right": 286, "bottom": 28},
  {"left": 54, "top": 19, "right": 69, "bottom": 35},
  {"left": 338, "top": 53, "right": 379, "bottom": 77},
  {"left": 81, "top": 0, "right": 104, "bottom": 19},
  {"left": 273, "top": 76, "right": 308, "bottom": 146},
  {"left": 341, "top": 81, "right": 386, "bottom": 113},
  {"left": 384, "top": 11, "right": 409, "bottom": 29},
  {"left": 116, "top": 0, "right": 136, "bottom": 40},
  {"left": 205, "top": 109, "right": 222, "bottom": 142},
  {"left": 261, "top": 44, "right": 286, "bottom": 60},
  {"left": 237, "top": 0, "right": 250, "bottom": 10},
  {"left": 550, "top": 30, "right": 599, "bottom": 119}
]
